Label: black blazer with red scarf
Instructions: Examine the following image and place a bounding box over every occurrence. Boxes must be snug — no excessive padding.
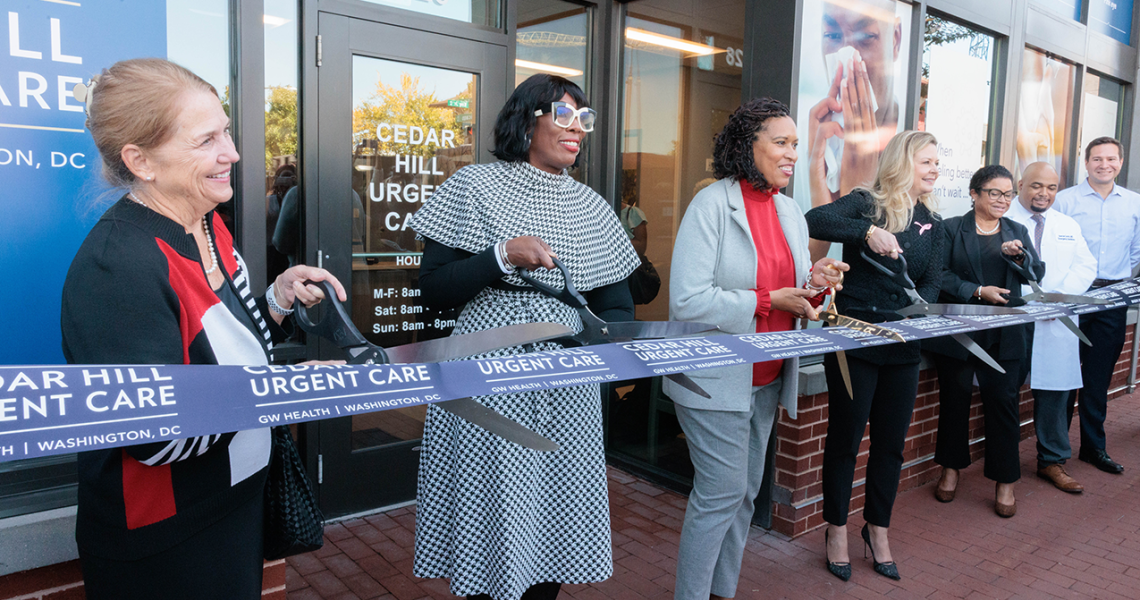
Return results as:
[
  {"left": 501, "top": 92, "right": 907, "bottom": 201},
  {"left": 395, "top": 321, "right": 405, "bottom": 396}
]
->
[{"left": 925, "top": 210, "right": 1044, "bottom": 361}]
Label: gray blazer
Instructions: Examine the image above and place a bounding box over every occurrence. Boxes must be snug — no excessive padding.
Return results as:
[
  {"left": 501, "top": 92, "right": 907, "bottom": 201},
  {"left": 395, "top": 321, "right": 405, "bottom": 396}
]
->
[{"left": 664, "top": 178, "right": 810, "bottom": 417}]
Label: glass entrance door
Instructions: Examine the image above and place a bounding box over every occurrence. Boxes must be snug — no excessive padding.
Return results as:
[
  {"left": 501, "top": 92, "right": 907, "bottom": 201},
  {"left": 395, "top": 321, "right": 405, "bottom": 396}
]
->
[{"left": 315, "top": 11, "right": 506, "bottom": 517}]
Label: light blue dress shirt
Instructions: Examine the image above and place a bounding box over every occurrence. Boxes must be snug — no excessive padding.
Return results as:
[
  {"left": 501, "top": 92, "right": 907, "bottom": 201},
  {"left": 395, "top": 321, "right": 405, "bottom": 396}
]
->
[{"left": 1054, "top": 179, "right": 1140, "bottom": 280}]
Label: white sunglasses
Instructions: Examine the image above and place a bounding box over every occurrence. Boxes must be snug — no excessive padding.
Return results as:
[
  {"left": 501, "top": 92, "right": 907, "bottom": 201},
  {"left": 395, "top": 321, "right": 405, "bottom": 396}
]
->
[{"left": 534, "top": 101, "right": 597, "bottom": 132}]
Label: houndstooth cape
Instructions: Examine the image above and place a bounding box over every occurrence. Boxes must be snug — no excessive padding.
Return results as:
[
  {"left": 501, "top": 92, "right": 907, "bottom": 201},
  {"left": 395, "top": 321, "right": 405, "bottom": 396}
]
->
[{"left": 409, "top": 161, "right": 639, "bottom": 600}]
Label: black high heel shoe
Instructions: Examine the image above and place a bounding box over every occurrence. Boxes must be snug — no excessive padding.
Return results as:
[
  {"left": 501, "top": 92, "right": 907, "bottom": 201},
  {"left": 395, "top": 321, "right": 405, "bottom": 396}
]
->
[
  {"left": 861, "top": 523, "right": 900, "bottom": 581},
  {"left": 824, "top": 528, "right": 851, "bottom": 582}
]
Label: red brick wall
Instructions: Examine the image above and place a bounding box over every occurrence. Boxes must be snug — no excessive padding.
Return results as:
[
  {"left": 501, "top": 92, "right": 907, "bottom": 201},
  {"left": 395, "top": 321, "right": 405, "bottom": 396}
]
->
[
  {"left": 770, "top": 331, "right": 1136, "bottom": 538},
  {"left": 0, "top": 559, "right": 286, "bottom": 600}
]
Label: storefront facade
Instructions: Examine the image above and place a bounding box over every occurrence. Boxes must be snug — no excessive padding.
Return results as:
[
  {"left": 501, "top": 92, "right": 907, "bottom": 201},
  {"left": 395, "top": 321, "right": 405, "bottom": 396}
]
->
[{"left": 4, "top": 0, "right": 1140, "bottom": 588}]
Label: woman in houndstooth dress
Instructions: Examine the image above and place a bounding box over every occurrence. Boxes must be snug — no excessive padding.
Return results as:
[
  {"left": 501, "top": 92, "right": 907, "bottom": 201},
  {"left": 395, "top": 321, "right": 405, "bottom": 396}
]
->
[{"left": 409, "top": 75, "right": 640, "bottom": 600}]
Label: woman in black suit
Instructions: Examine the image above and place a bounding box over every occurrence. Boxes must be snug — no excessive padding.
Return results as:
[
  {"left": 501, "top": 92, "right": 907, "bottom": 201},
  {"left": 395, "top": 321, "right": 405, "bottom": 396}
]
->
[
  {"left": 928, "top": 165, "right": 1042, "bottom": 518},
  {"left": 806, "top": 131, "right": 944, "bottom": 582}
]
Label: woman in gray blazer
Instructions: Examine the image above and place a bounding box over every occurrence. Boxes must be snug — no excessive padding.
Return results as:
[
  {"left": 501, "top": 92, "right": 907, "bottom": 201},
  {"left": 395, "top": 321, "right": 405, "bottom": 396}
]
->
[{"left": 667, "top": 97, "right": 847, "bottom": 600}]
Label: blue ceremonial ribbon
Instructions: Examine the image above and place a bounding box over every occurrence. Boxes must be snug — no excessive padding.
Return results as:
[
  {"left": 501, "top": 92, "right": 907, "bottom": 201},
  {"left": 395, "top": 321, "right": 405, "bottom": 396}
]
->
[{"left": 1, "top": 280, "right": 1137, "bottom": 463}]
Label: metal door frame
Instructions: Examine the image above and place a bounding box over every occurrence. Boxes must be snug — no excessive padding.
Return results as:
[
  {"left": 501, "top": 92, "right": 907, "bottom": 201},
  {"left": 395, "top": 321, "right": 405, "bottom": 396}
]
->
[{"left": 302, "top": 5, "right": 507, "bottom": 517}]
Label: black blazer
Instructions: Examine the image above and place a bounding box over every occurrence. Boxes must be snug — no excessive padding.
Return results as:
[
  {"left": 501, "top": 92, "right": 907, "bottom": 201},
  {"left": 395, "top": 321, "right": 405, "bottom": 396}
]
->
[
  {"left": 926, "top": 210, "right": 1044, "bottom": 361},
  {"left": 805, "top": 190, "right": 945, "bottom": 365}
]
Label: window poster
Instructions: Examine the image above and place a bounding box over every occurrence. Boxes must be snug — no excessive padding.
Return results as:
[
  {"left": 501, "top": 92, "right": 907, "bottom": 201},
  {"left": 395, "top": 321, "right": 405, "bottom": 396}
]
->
[
  {"left": 794, "top": 0, "right": 913, "bottom": 219},
  {"left": 1015, "top": 49, "right": 1075, "bottom": 183},
  {"left": 925, "top": 45, "right": 992, "bottom": 218},
  {"left": 1, "top": 1, "right": 166, "bottom": 364}
]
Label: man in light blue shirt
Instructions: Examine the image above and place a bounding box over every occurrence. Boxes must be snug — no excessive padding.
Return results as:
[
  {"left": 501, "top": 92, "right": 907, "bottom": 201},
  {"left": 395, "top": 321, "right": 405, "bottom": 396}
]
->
[{"left": 1054, "top": 136, "right": 1140, "bottom": 475}]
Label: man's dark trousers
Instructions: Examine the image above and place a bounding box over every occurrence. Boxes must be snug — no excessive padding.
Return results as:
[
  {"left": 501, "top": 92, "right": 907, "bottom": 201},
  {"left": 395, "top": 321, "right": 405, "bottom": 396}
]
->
[{"left": 1068, "top": 307, "right": 1127, "bottom": 451}]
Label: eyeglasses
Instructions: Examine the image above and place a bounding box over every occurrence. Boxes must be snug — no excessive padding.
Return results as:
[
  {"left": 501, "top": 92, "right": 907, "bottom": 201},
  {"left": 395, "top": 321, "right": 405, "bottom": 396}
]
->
[
  {"left": 979, "top": 188, "right": 1015, "bottom": 201},
  {"left": 534, "top": 102, "right": 597, "bottom": 132}
]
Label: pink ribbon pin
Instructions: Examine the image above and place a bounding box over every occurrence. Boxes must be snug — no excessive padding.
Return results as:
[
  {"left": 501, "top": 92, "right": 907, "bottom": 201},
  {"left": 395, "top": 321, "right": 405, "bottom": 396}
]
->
[{"left": 914, "top": 221, "right": 932, "bottom": 235}]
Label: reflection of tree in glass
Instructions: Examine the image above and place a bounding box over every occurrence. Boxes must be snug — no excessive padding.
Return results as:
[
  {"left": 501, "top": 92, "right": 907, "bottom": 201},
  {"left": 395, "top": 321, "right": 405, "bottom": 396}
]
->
[
  {"left": 922, "top": 16, "right": 972, "bottom": 80},
  {"left": 265, "top": 85, "right": 299, "bottom": 171},
  {"left": 352, "top": 74, "right": 471, "bottom": 158}
]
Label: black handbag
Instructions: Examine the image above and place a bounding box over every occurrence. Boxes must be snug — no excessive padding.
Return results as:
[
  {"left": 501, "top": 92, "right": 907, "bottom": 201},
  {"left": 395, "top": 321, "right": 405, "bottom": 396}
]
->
[
  {"left": 628, "top": 255, "right": 662, "bottom": 305},
  {"left": 263, "top": 425, "right": 325, "bottom": 560}
]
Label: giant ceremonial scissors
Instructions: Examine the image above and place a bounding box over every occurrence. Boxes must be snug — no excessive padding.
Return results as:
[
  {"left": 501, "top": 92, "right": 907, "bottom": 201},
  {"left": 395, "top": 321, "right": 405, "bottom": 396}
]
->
[
  {"left": 1000, "top": 255, "right": 1112, "bottom": 347},
  {"left": 517, "top": 257, "right": 718, "bottom": 398},
  {"left": 820, "top": 282, "right": 904, "bottom": 399},
  {"left": 295, "top": 280, "right": 571, "bottom": 451},
  {"left": 859, "top": 249, "right": 1023, "bottom": 373}
]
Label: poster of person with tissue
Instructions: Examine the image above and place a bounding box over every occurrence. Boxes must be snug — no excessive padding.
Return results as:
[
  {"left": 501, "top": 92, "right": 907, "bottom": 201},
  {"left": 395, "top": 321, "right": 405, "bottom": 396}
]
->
[{"left": 797, "top": 0, "right": 912, "bottom": 235}]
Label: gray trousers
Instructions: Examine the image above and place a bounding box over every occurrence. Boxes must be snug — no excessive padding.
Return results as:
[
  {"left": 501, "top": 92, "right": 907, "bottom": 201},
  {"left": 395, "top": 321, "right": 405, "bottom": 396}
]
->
[
  {"left": 1034, "top": 388, "right": 1073, "bottom": 468},
  {"left": 673, "top": 380, "right": 781, "bottom": 600}
]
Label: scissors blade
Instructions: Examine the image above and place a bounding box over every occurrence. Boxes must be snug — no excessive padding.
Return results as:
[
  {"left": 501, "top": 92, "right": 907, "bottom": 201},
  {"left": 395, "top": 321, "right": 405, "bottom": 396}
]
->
[
  {"left": 835, "top": 350, "right": 854, "bottom": 399},
  {"left": 1025, "top": 279, "right": 1114, "bottom": 305},
  {"left": 1030, "top": 292, "right": 1115, "bottom": 305},
  {"left": 665, "top": 373, "right": 712, "bottom": 399},
  {"left": 384, "top": 323, "right": 575, "bottom": 364},
  {"left": 949, "top": 333, "right": 1006, "bottom": 374},
  {"left": 822, "top": 312, "right": 905, "bottom": 343},
  {"left": 1056, "top": 315, "right": 1093, "bottom": 347},
  {"left": 435, "top": 398, "right": 558, "bottom": 452},
  {"left": 896, "top": 304, "right": 1027, "bottom": 317},
  {"left": 600, "top": 320, "right": 720, "bottom": 340}
]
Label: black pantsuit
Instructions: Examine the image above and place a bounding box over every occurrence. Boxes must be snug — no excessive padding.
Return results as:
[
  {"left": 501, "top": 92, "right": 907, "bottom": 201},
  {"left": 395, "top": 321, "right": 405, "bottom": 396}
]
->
[
  {"left": 822, "top": 353, "right": 921, "bottom": 527},
  {"left": 927, "top": 211, "right": 1040, "bottom": 485},
  {"left": 806, "top": 190, "right": 944, "bottom": 531},
  {"left": 1068, "top": 306, "right": 1128, "bottom": 451},
  {"left": 931, "top": 353, "right": 1024, "bottom": 483}
]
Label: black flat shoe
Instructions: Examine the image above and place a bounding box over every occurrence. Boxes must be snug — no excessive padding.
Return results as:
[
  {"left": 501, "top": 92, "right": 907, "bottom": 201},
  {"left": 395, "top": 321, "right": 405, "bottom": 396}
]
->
[
  {"left": 824, "top": 529, "right": 851, "bottom": 582},
  {"left": 861, "top": 523, "right": 901, "bottom": 581},
  {"left": 1079, "top": 449, "right": 1124, "bottom": 474}
]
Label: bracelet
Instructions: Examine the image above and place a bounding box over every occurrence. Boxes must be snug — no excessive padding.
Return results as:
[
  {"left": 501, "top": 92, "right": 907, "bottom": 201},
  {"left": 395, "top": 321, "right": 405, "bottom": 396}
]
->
[
  {"left": 865, "top": 224, "right": 877, "bottom": 242},
  {"left": 974, "top": 286, "right": 983, "bottom": 299},
  {"left": 266, "top": 283, "right": 294, "bottom": 316},
  {"left": 805, "top": 270, "right": 829, "bottom": 292},
  {"left": 496, "top": 241, "right": 516, "bottom": 272}
]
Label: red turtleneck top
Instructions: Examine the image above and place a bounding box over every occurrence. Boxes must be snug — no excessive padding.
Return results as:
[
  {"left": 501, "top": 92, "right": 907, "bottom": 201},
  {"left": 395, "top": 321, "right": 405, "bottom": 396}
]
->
[{"left": 743, "top": 184, "right": 823, "bottom": 386}]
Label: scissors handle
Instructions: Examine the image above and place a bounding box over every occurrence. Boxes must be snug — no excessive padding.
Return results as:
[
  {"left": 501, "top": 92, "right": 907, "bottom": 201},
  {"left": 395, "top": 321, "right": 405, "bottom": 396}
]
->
[
  {"left": 1002, "top": 251, "right": 1042, "bottom": 283},
  {"left": 516, "top": 257, "right": 588, "bottom": 309},
  {"left": 860, "top": 247, "right": 917, "bottom": 290},
  {"left": 293, "top": 279, "right": 387, "bottom": 362}
]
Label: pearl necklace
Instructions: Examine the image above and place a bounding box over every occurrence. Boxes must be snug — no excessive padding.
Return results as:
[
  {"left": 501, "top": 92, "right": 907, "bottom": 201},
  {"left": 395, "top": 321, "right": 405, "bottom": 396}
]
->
[
  {"left": 975, "top": 220, "right": 1000, "bottom": 235},
  {"left": 128, "top": 192, "right": 218, "bottom": 274}
]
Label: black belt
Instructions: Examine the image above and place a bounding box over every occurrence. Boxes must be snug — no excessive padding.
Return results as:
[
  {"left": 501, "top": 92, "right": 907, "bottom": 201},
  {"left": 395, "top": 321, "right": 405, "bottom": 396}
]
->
[{"left": 1092, "top": 278, "right": 1125, "bottom": 289}]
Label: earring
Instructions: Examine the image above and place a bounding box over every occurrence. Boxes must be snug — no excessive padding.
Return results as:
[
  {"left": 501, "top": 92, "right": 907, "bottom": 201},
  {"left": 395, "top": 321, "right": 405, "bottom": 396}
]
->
[
  {"left": 146, "top": 176, "right": 152, "bottom": 181},
  {"left": 523, "top": 134, "right": 531, "bottom": 153}
]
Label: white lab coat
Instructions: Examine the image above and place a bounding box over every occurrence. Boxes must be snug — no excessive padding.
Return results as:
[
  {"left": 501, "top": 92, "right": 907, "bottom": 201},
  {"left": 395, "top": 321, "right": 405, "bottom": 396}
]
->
[{"left": 1007, "top": 201, "right": 1097, "bottom": 390}]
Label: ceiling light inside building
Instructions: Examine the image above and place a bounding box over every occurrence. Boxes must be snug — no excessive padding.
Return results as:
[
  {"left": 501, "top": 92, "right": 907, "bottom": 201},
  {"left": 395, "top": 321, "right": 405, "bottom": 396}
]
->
[
  {"left": 514, "top": 59, "right": 583, "bottom": 77},
  {"left": 625, "top": 28, "right": 724, "bottom": 56}
]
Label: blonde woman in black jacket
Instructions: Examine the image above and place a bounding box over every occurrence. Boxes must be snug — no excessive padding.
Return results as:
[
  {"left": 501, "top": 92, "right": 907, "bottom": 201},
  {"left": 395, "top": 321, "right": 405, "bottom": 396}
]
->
[{"left": 805, "top": 131, "right": 943, "bottom": 583}]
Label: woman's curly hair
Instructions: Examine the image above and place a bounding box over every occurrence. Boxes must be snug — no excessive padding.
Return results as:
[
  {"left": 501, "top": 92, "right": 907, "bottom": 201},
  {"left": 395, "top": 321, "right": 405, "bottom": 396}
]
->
[{"left": 712, "top": 97, "right": 790, "bottom": 190}]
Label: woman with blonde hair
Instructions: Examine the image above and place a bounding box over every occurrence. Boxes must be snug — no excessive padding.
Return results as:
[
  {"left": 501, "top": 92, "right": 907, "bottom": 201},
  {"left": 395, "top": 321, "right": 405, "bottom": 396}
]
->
[{"left": 805, "top": 131, "right": 944, "bottom": 582}]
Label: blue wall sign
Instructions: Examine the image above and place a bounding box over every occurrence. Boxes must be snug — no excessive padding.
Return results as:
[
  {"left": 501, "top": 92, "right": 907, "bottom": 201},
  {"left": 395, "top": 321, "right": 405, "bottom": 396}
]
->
[
  {"left": 1, "top": 1, "right": 165, "bottom": 365},
  {"left": 1089, "top": 0, "right": 1134, "bottom": 44},
  {"left": 1038, "top": 0, "right": 1084, "bottom": 21}
]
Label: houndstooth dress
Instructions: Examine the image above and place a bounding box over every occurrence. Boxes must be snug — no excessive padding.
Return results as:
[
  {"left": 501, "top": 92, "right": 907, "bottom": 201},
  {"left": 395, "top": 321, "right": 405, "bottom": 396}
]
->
[{"left": 410, "top": 161, "right": 640, "bottom": 600}]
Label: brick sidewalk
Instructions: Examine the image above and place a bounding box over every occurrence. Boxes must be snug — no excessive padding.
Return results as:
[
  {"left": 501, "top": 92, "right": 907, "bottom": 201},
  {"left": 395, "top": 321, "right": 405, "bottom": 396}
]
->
[{"left": 287, "top": 391, "right": 1140, "bottom": 599}]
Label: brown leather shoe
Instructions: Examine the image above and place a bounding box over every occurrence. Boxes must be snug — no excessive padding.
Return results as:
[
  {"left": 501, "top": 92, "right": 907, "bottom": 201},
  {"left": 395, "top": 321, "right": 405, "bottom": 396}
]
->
[
  {"left": 995, "top": 499, "right": 1017, "bottom": 518},
  {"left": 1037, "top": 464, "right": 1084, "bottom": 493},
  {"left": 934, "top": 468, "right": 957, "bottom": 503}
]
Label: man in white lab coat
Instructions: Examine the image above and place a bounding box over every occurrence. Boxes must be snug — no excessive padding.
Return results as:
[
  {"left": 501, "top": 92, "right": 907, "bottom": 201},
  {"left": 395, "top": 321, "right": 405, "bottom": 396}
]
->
[{"left": 1007, "top": 162, "right": 1096, "bottom": 493}]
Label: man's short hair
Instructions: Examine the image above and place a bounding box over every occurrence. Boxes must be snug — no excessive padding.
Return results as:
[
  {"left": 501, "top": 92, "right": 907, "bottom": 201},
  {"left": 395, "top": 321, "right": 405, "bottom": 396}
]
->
[{"left": 1085, "top": 136, "right": 1123, "bottom": 161}]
